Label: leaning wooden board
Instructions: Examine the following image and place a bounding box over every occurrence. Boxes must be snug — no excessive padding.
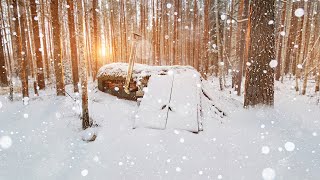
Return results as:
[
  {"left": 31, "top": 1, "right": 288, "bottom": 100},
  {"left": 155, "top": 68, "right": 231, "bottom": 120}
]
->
[
  {"left": 133, "top": 75, "right": 174, "bottom": 130},
  {"left": 166, "top": 72, "right": 201, "bottom": 132}
]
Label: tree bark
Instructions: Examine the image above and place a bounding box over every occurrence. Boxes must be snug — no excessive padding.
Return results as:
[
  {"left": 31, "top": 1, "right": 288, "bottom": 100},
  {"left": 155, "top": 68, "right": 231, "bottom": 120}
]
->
[
  {"left": 77, "top": 0, "right": 91, "bottom": 130},
  {"left": 244, "top": 0, "right": 275, "bottom": 107},
  {"left": 50, "top": 0, "right": 65, "bottom": 96},
  {"left": 30, "top": 0, "right": 45, "bottom": 89},
  {"left": 67, "top": 0, "right": 79, "bottom": 92}
]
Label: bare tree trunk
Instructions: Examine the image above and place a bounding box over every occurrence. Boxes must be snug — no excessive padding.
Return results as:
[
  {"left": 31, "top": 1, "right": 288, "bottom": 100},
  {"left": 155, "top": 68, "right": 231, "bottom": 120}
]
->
[
  {"left": 50, "top": 0, "right": 65, "bottom": 96},
  {"left": 30, "top": 0, "right": 45, "bottom": 89},
  {"left": 295, "top": 1, "right": 308, "bottom": 92},
  {"left": 0, "top": 33, "right": 8, "bottom": 87},
  {"left": 275, "top": 1, "right": 286, "bottom": 81},
  {"left": 244, "top": 0, "right": 275, "bottom": 107},
  {"left": 215, "top": 0, "right": 223, "bottom": 90},
  {"left": 302, "top": 2, "right": 317, "bottom": 95},
  {"left": 14, "top": 0, "right": 29, "bottom": 103},
  {"left": 67, "top": 0, "right": 79, "bottom": 92},
  {"left": 280, "top": 0, "right": 293, "bottom": 83},
  {"left": 77, "top": 0, "right": 91, "bottom": 130}
]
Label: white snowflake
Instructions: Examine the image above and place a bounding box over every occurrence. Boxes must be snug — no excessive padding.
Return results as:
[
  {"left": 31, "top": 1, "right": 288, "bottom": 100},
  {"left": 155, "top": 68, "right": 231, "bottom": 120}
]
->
[
  {"left": 220, "top": 14, "right": 227, "bottom": 20},
  {"left": 261, "top": 146, "right": 270, "bottom": 154},
  {"left": 23, "top": 113, "right": 29, "bottom": 119},
  {"left": 284, "top": 142, "right": 295, "bottom": 151},
  {"left": 262, "top": 168, "right": 276, "bottom": 180},
  {"left": 0, "top": 136, "right": 12, "bottom": 149},
  {"left": 268, "top": 20, "right": 274, "bottom": 25},
  {"left": 81, "top": 169, "right": 88, "bottom": 176},
  {"left": 269, "top": 60, "right": 278, "bottom": 68},
  {"left": 294, "top": 8, "right": 304, "bottom": 17},
  {"left": 297, "top": 64, "right": 303, "bottom": 69},
  {"left": 166, "top": 3, "right": 172, "bottom": 9}
]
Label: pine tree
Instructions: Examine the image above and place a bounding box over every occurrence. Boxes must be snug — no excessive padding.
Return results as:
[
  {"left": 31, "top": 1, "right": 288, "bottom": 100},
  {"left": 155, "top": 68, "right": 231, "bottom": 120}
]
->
[
  {"left": 50, "top": 0, "right": 65, "bottom": 96},
  {"left": 244, "top": 0, "right": 275, "bottom": 107},
  {"left": 67, "top": 0, "right": 79, "bottom": 92},
  {"left": 77, "top": 0, "right": 91, "bottom": 130}
]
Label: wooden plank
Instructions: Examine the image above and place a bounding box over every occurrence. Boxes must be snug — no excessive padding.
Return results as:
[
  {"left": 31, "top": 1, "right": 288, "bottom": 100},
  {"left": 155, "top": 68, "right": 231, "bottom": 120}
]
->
[
  {"left": 133, "top": 74, "right": 174, "bottom": 130},
  {"left": 166, "top": 72, "right": 201, "bottom": 132}
]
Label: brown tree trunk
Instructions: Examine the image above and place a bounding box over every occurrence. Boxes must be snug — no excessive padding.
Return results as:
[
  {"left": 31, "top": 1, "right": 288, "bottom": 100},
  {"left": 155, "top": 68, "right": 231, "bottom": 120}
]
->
[
  {"left": 50, "top": 0, "right": 65, "bottom": 96},
  {"left": 30, "top": 0, "right": 45, "bottom": 89},
  {"left": 77, "top": 0, "right": 91, "bottom": 130},
  {"left": 67, "top": 0, "right": 79, "bottom": 92},
  {"left": 0, "top": 34, "right": 8, "bottom": 87},
  {"left": 244, "top": 0, "right": 275, "bottom": 107},
  {"left": 14, "top": 0, "right": 29, "bottom": 101},
  {"left": 215, "top": 0, "right": 223, "bottom": 90}
]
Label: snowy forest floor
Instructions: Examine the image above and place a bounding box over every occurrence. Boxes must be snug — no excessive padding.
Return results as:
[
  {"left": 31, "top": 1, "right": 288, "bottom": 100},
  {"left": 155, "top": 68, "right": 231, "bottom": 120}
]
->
[{"left": 0, "top": 77, "right": 320, "bottom": 180}]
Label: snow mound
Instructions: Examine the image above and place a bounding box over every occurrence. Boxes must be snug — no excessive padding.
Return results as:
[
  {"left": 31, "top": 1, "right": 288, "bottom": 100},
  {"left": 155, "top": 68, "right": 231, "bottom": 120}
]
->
[{"left": 97, "top": 63, "right": 198, "bottom": 79}]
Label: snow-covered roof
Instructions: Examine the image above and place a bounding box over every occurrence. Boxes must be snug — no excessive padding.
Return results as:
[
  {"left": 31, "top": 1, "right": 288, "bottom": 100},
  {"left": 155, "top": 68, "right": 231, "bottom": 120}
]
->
[{"left": 97, "top": 63, "right": 199, "bottom": 79}]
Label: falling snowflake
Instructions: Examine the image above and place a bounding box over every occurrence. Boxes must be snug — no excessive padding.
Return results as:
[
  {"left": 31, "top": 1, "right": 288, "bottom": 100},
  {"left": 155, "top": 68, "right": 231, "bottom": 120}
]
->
[
  {"left": 114, "top": 87, "right": 119, "bottom": 91},
  {"left": 294, "top": 8, "right": 304, "bottom": 17},
  {"left": 179, "top": 138, "right": 185, "bottom": 143},
  {"left": 81, "top": 169, "right": 88, "bottom": 176},
  {"left": 262, "top": 168, "right": 275, "bottom": 180},
  {"left": 219, "top": 62, "right": 225, "bottom": 66},
  {"left": 165, "top": 35, "right": 170, "bottom": 39},
  {"left": 217, "top": 174, "right": 223, "bottom": 179},
  {"left": 23, "top": 113, "right": 29, "bottom": 119},
  {"left": 297, "top": 64, "right": 303, "bottom": 69},
  {"left": 198, "top": 171, "right": 203, "bottom": 175},
  {"left": 93, "top": 156, "right": 99, "bottom": 162},
  {"left": 268, "top": 20, "right": 274, "bottom": 25},
  {"left": 280, "top": 31, "right": 286, "bottom": 36},
  {"left": 285, "top": 142, "right": 295, "bottom": 151},
  {"left": 294, "top": 44, "right": 299, "bottom": 48},
  {"left": 312, "top": 132, "right": 317, "bottom": 136},
  {"left": 246, "top": 62, "right": 251, "bottom": 66},
  {"left": 0, "top": 101, "right": 2, "bottom": 109},
  {"left": 34, "top": 16, "right": 39, "bottom": 21},
  {"left": 269, "top": 60, "right": 278, "bottom": 68},
  {"left": 220, "top": 14, "right": 227, "bottom": 20},
  {"left": 261, "top": 146, "right": 270, "bottom": 154},
  {"left": 0, "top": 136, "right": 12, "bottom": 149},
  {"left": 176, "top": 167, "right": 181, "bottom": 172},
  {"left": 166, "top": 3, "right": 172, "bottom": 9}
]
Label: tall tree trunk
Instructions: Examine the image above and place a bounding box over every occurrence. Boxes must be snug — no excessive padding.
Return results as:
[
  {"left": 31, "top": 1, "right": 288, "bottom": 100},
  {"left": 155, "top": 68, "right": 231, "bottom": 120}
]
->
[
  {"left": 215, "top": 0, "right": 223, "bottom": 90},
  {"left": 244, "top": 0, "right": 275, "bottom": 107},
  {"left": 77, "top": 0, "right": 91, "bottom": 130},
  {"left": 235, "top": 0, "right": 249, "bottom": 96},
  {"left": 14, "top": 0, "right": 29, "bottom": 103},
  {"left": 295, "top": 1, "right": 308, "bottom": 92},
  {"left": 0, "top": 33, "right": 8, "bottom": 87},
  {"left": 302, "top": 2, "right": 317, "bottom": 95},
  {"left": 67, "top": 0, "right": 79, "bottom": 92},
  {"left": 50, "top": 0, "right": 65, "bottom": 96},
  {"left": 280, "top": 0, "right": 293, "bottom": 83},
  {"left": 30, "top": 0, "right": 45, "bottom": 89}
]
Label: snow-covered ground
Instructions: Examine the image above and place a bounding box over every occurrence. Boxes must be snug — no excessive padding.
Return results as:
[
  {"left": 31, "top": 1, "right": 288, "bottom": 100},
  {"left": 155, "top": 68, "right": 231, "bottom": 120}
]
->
[{"left": 0, "top": 77, "right": 319, "bottom": 180}]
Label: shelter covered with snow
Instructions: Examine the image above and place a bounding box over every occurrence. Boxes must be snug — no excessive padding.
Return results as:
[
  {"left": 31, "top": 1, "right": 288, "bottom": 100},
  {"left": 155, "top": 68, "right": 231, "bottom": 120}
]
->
[{"left": 97, "top": 63, "right": 226, "bottom": 133}]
